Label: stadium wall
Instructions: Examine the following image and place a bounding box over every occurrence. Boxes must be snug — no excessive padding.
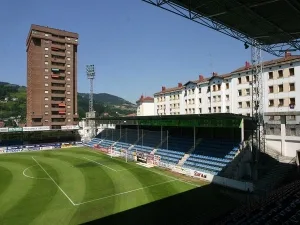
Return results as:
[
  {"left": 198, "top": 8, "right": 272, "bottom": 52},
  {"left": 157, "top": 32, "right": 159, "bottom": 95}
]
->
[{"left": 0, "top": 142, "right": 83, "bottom": 154}]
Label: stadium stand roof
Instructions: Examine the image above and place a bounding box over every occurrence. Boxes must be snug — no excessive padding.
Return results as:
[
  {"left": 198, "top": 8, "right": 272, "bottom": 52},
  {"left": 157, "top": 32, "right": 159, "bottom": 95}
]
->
[
  {"left": 94, "top": 113, "right": 253, "bottom": 128},
  {"left": 142, "top": 0, "right": 300, "bottom": 56}
]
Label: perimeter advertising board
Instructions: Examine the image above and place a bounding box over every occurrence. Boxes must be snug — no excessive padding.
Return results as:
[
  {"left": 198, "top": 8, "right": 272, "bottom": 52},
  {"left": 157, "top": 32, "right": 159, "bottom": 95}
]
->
[
  {"left": 23, "top": 126, "right": 50, "bottom": 132},
  {"left": 0, "top": 128, "right": 8, "bottom": 133},
  {"left": 0, "top": 147, "right": 6, "bottom": 154}
]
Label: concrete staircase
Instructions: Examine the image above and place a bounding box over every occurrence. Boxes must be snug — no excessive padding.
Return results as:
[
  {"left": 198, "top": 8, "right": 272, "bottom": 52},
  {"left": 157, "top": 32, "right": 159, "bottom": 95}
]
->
[
  {"left": 151, "top": 149, "right": 158, "bottom": 154},
  {"left": 177, "top": 154, "right": 190, "bottom": 166}
]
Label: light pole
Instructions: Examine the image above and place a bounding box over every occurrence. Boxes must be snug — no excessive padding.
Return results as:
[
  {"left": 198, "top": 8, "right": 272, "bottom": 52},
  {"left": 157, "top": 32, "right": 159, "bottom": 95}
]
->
[{"left": 86, "top": 65, "right": 96, "bottom": 137}]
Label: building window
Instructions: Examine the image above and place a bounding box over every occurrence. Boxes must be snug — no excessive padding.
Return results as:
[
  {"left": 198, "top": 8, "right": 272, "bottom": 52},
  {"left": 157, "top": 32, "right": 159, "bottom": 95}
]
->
[
  {"left": 67, "top": 78, "right": 70, "bottom": 81},
  {"left": 218, "top": 106, "right": 221, "bottom": 112},
  {"left": 67, "top": 51, "right": 70, "bottom": 54},
  {"left": 268, "top": 72, "right": 273, "bottom": 79},
  {"left": 278, "top": 99, "right": 284, "bottom": 106},
  {"left": 67, "top": 44, "right": 71, "bottom": 47},
  {"left": 213, "top": 107, "right": 216, "bottom": 113},
  {"left": 67, "top": 64, "right": 71, "bottom": 68},
  {"left": 67, "top": 57, "right": 70, "bottom": 61},
  {"left": 226, "top": 95, "right": 229, "bottom": 101},
  {"left": 199, "top": 87, "right": 201, "bottom": 93},
  {"left": 278, "top": 70, "right": 283, "bottom": 78},
  {"left": 238, "top": 90, "right": 242, "bottom": 96},
  {"left": 67, "top": 98, "right": 71, "bottom": 102},
  {"left": 45, "top": 104, "right": 48, "bottom": 108},
  {"left": 246, "top": 101, "right": 250, "bottom": 108},
  {"left": 289, "top": 83, "right": 295, "bottom": 91},
  {"left": 270, "top": 127, "right": 275, "bottom": 135},
  {"left": 238, "top": 77, "right": 241, "bottom": 84},
  {"left": 278, "top": 84, "right": 283, "bottom": 92},
  {"left": 288, "top": 115, "right": 296, "bottom": 120},
  {"left": 226, "top": 83, "right": 229, "bottom": 89},
  {"left": 269, "top": 86, "right": 274, "bottom": 93},
  {"left": 45, "top": 68, "right": 49, "bottom": 72},
  {"left": 44, "top": 97, "right": 49, "bottom": 101},
  {"left": 45, "top": 33, "right": 49, "bottom": 37},
  {"left": 45, "top": 90, "right": 48, "bottom": 94},
  {"left": 45, "top": 112, "right": 48, "bottom": 115},
  {"left": 246, "top": 76, "right": 250, "bottom": 82},
  {"left": 199, "top": 98, "right": 202, "bottom": 104},
  {"left": 45, "top": 47, "right": 49, "bottom": 51},
  {"left": 289, "top": 68, "right": 295, "bottom": 76},
  {"left": 67, "top": 91, "right": 70, "bottom": 95},
  {"left": 238, "top": 102, "right": 242, "bottom": 108},
  {"left": 199, "top": 108, "right": 202, "bottom": 113},
  {"left": 45, "top": 76, "right": 48, "bottom": 79},
  {"left": 45, "top": 54, "right": 49, "bottom": 58},
  {"left": 269, "top": 116, "right": 274, "bottom": 120},
  {"left": 290, "top": 128, "right": 296, "bottom": 136},
  {"left": 208, "top": 97, "right": 211, "bottom": 102},
  {"left": 246, "top": 88, "right": 250, "bottom": 95},
  {"left": 269, "top": 99, "right": 274, "bottom": 107},
  {"left": 290, "top": 98, "right": 295, "bottom": 105},
  {"left": 44, "top": 61, "right": 48, "bottom": 65},
  {"left": 67, "top": 105, "right": 71, "bottom": 108},
  {"left": 208, "top": 107, "right": 211, "bottom": 113},
  {"left": 67, "top": 84, "right": 70, "bottom": 88},
  {"left": 68, "top": 119, "right": 71, "bottom": 122},
  {"left": 67, "top": 112, "right": 71, "bottom": 115},
  {"left": 226, "top": 106, "right": 229, "bottom": 113},
  {"left": 45, "top": 83, "right": 48, "bottom": 87},
  {"left": 67, "top": 71, "right": 71, "bottom": 74}
]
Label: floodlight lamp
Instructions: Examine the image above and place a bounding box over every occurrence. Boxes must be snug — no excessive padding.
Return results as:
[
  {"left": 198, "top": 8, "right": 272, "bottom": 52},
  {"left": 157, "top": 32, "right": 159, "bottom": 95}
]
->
[{"left": 244, "top": 42, "right": 249, "bottom": 49}]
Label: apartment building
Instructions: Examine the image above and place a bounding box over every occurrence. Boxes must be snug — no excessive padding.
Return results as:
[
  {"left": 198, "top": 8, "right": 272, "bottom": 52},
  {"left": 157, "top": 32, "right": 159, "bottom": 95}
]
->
[
  {"left": 153, "top": 52, "right": 300, "bottom": 157},
  {"left": 136, "top": 95, "right": 155, "bottom": 116},
  {"left": 26, "top": 24, "right": 79, "bottom": 129}
]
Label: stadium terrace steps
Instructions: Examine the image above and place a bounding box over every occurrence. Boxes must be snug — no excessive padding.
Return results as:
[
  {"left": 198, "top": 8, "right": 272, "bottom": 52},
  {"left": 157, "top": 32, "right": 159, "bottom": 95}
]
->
[
  {"left": 86, "top": 138, "right": 102, "bottom": 147},
  {"left": 183, "top": 139, "right": 240, "bottom": 176},
  {"left": 177, "top": 154, "right": 190, "bottom": 166},
  {"left": 156, "top": 148, "right": 185, "bottom": 164}
]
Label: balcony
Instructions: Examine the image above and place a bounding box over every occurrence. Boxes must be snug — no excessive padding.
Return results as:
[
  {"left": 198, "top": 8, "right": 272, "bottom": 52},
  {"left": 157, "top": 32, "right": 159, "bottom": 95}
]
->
[
  {"left": 51, "top": 44, "right": 66, "bottom": 50},
  {"left": 51, "top": 100, "right": 65, "bottom": 105},
  {"left": 51, "top": 86, "right": 65, "bottom": 91},
  {"left": 51, "top": 79, "right": 66, "bottom": 84},
  {"left": 51, "top": 65, "right": 65, "bottom": 70},
  {"left": 51, "top": 58, "right": 65, "bottom": 64},
  {"left": 51, "top": 114, "right": 66, "bottom": 118},
  {"left": 59, "top": 110, "right": 66, "bottom": 115},
  {"left": 66, "top": 38, "right": 78, "bottom": 45},
  {"left": 51, "top": 51, "right": 65, "bottom": 57},
  {"left": 51, "top": 93, "right": 65, "bottom": 98},
  {"left": 51, "top": 107, "right": 60, "bottom": 111}
]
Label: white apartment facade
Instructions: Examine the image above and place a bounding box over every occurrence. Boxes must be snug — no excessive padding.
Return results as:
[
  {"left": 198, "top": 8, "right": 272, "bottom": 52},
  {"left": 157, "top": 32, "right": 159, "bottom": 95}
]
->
[
  {"left": 153, "top": 53, "right": 300, "bottom": 157},
  {"left": 136, "top": 95, "right": 155, "bottom": 116}
]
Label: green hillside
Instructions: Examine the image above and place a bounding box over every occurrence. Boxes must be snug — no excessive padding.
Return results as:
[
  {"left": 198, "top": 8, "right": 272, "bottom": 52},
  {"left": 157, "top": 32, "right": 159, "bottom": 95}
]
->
[{"left": 0, "top": 82, "right": 136, "bottom": 123}]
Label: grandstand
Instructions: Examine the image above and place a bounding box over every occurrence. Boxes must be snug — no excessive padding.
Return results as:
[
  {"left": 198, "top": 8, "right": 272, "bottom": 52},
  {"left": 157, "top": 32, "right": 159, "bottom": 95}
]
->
[{"left": 87, "top": 114, "right": 252, "bottom": 183}]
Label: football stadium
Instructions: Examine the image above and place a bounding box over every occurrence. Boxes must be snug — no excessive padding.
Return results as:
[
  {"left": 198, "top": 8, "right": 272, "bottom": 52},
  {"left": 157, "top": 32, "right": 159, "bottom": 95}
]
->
[{"left": 1, "top": 0, "right": 300, "bottom": 225}]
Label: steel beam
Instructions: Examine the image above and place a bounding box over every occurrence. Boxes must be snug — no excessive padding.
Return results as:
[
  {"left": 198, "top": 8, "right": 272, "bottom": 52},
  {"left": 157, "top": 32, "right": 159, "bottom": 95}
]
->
[{"left": 142, "top": 0, "right": 300, "bottom": 56}]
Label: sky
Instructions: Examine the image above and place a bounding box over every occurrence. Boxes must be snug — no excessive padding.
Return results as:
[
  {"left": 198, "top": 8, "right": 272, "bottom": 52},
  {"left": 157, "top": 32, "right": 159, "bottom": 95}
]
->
[{"left": 0, "top": 0, "right": 278, "bottom": 103}]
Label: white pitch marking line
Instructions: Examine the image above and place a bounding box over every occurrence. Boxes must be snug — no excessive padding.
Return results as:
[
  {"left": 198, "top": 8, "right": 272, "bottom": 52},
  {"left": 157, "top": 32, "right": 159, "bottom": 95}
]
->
[
  {"left": 74, "top": 179, "right": 177, "bottom": 206},
  {"left": 22, "top": 165, "right": 50, "bottom": 180},
  {"left": 87, "top": 149, "right": 200, "bottom": 187},
  {"left": 83, "top": 157, "right": 118, "bottom": 172},
  {"left": 32, "top": 156, "right": 76, "bottom": 206}
]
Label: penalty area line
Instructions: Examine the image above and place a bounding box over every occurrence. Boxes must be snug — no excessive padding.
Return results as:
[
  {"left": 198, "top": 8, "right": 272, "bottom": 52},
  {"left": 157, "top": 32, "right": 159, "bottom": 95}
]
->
[
  {"left": 32, "top": 156, "right": 76, "bottom": 206},
  {"left": 74, "top": 179, "right": 177, "bottom": 206},
  {"left": 83, "top": 157, "right": 118, "bottom": 172}
]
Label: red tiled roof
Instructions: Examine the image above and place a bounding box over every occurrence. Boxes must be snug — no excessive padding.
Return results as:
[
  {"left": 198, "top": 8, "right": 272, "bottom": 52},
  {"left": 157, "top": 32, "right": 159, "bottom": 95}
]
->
[
  {"left": 232, "top": 55, "right": 300, "bottom": 73},
  {"left": 136, "top": 95, "right": 154, "bottom": 103},
  {"left": 154, "top": 86, "right": 183, "bottom": 95}
]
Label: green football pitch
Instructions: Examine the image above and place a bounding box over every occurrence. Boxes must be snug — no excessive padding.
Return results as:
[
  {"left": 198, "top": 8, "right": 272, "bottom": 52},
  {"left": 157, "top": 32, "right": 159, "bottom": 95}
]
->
[{"left": 0, "top": 147, "right": 238, "bottom": 225}]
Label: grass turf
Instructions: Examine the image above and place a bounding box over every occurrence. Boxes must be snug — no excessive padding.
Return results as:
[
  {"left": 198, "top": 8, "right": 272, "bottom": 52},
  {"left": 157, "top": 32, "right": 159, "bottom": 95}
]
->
[{"left": 0, "top": 147, "right": 238, "bottom": 225}]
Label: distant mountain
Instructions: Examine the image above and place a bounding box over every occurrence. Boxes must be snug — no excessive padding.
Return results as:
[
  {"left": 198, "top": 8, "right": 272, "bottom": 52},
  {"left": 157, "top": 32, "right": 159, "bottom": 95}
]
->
[
  {"left": 0, "top": 82, "right": 137, "bottom": 124},
  {"left": 78, "top": 93, "right": 135, "bottom": 106}
]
